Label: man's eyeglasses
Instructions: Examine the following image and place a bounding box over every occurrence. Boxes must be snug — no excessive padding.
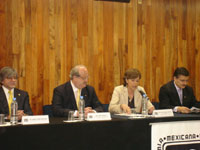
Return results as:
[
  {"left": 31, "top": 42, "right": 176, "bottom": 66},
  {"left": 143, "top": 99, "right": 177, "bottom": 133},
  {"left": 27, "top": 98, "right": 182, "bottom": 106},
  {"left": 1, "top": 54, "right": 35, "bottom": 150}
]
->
[
  {"left": 77, "top": 76, "right": 89, "bottom": 81},
  {"left": 6, "top": 76, "right": 18, "bottom": 80}
]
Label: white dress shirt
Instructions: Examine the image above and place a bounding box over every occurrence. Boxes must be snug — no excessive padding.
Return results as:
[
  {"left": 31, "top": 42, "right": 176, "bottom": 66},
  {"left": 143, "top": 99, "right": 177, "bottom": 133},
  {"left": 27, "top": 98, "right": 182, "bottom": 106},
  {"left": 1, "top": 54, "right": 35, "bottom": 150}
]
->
[
  {"left": 173, "top": 82, "right": 183, "bottom": 112},
  {"left": 2, "top": 86, "right": 14, "bottom": 104}
]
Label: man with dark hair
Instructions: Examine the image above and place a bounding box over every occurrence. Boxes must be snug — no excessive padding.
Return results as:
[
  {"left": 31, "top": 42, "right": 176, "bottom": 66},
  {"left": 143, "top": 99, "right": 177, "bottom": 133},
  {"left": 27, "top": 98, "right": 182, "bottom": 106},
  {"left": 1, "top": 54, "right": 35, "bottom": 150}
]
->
[
  {"left": 52, "top": 65, "right": 103, "bottom": 117},
  {"left": 0, "top": 66, "right": 33, "bottom": 119},
  {"left": 159, "top": 67, "right": 200, "bottom": 113}
]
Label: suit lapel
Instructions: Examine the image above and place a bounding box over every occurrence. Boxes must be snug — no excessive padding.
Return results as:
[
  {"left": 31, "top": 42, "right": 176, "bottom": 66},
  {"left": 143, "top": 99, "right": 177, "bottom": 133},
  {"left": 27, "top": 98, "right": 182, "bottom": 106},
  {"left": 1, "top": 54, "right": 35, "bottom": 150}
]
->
[
  {"left": 134, "top": 89, "right": 141, "bottom": 107},
  {"left": 81, "top": 88, "right": 88, "bottom": 101},
  {"left": 122, "top": 86, "right": 128, "bottom": 105},
  {"left": 14, "top": 88, "right": 21, "bottom": 102},
  {"left": 66, "top": 82, "right": 78, "bottom": 109},
  {"left": 170, "top": 81, "right": 182, "bottom": 105},
  {"left": 182, "top": 88, "right": 187, "bottom": 105},
  {"left": 0, "top": 87, "right": 9, "bottom": 114}
]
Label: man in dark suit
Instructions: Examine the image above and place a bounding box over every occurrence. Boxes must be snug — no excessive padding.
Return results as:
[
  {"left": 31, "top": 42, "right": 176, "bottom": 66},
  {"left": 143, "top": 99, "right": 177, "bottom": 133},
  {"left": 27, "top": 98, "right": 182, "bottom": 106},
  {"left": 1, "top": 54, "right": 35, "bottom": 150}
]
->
[
  {"left": 159, "top": 67, "right": 200, "bottom": 113},
  {"left": 0, "top": 67, "right": 33, "bottom": 119},
  {"left": 52, "top": 65, "right": 103, "bottom": 117}
]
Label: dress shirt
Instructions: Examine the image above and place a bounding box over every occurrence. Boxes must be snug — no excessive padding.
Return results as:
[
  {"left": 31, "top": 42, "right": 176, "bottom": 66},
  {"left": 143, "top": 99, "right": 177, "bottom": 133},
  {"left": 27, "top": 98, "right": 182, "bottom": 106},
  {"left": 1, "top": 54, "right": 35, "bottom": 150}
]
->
[
  {"left": 174, "top": 82, "right": 183, "bottom": 104},
  {"left": 174, "top": 82, "right": 183, "bottom": 112},
  {"left": 2, "top": 86, "right": 14, "bottom": 104},
  {"left": 70, "top": 80, "right": 82, "bottom": 115},
  {"left": 70, "top": 80, "right": 82, "bottom": 100}
]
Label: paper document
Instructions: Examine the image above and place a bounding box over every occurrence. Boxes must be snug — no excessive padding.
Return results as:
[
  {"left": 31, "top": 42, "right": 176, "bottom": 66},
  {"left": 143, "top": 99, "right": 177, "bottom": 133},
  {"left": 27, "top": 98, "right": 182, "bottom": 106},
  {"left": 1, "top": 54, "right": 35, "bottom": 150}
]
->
[{"left": 190, "top": 107, "right": 200, "bottom": 113}]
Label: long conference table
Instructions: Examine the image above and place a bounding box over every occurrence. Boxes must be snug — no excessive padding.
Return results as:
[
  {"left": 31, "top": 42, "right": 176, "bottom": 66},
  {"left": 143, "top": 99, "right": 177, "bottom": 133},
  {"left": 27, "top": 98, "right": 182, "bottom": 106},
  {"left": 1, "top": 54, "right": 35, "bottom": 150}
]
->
[{"left": 0, "top": 113, "right": 200, "bottom": 150}]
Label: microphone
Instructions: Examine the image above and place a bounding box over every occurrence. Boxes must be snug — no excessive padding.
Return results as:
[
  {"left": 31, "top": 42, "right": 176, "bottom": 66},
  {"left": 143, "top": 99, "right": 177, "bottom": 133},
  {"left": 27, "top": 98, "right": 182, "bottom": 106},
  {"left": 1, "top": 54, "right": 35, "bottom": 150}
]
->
[{"left": 139, "top": 90, "right": 149, "bottom": 100}]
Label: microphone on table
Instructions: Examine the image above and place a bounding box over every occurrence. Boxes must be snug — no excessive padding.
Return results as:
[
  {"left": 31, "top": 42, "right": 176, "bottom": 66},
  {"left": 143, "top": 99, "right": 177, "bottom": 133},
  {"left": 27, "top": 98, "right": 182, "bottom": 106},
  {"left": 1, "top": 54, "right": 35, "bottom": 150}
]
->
[{"left": 139, "top": 90, "right": 150, "bottom": 101}]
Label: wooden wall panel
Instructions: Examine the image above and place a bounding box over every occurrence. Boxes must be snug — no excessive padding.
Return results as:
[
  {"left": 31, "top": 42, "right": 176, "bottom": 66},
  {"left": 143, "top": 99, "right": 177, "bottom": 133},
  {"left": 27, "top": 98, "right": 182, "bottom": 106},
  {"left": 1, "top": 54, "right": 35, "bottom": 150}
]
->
[{"left": 1, "top": 0, "right": 200, "bottom": 114}]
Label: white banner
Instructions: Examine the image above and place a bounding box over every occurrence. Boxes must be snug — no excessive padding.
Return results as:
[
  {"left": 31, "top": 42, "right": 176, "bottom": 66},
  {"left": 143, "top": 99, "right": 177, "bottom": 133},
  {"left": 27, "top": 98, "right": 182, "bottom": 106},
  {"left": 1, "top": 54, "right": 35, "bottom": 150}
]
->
[{"left": 151, "top": 120, "right": 200, "bottom": 150}]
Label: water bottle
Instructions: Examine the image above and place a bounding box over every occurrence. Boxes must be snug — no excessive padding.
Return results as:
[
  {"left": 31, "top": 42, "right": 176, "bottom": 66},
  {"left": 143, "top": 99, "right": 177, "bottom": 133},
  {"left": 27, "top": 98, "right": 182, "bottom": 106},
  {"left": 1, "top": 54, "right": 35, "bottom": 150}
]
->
[
  {"left": 141, "top": 94, "right": 148, "bottom": 115},
  {"left": 79, "top": 96, "right": 85, "bottom": 120},
  {"left": 10, "top": 97, "right": 18, "bottom": 125}
]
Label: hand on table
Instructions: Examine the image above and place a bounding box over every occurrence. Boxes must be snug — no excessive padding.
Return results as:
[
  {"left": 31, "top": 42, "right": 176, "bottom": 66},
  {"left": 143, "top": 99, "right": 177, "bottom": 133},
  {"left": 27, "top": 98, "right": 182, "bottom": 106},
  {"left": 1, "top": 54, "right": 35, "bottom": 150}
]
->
[
  {"left": 17, "top": 110, "right": 26, "bottom": 120},
  {"left": 148, "top": 106, "right": 155, "bottom": 114},
  {"left": 84, "top": 107, "right": 95, "bottom": 116},
  {"left": 120, "top": 104, "right": 131, "bottom": 114},
  {"left": 177, "top": 106, "right": 191, "bottom": 114}
]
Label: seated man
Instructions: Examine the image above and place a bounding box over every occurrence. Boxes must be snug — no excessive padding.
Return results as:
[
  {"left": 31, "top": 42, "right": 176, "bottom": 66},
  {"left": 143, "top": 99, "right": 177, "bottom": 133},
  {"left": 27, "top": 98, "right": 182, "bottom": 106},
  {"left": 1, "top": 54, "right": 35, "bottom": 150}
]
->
[
  {"left": 159, "top": 67, "right": 200, "bottom": 113},
  {"left": 52, "top": 65, "right": 103, "bottom": 117},
  {"left": 0, "top": 67, "right": 33, "bottom": 119}
]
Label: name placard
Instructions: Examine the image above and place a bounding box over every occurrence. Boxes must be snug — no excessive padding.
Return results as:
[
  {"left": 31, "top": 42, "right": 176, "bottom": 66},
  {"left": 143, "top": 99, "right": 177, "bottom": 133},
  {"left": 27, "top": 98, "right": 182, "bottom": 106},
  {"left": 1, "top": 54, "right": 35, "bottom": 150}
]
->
[
  {"left": 22, "top": 115, "right": 49, "bottom": 125},
  {"left": 87, "top": 112, "right": 111, "bottom": 121},
  {"left": 152, "top": 109, "right": 174, "bottom": 118}
]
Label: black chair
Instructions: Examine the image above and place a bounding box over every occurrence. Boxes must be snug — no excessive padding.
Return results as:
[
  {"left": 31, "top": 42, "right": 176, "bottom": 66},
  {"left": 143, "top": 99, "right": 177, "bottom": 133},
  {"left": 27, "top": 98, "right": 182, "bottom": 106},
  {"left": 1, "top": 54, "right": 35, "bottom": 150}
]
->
[
  {"left": 152, "top": 102, "right": 159, "bottom": 109},
  {"left": 43, "top": 105, "right": 53, "bottom": 117},
  {"left": 102, "top": 104, "right": 109, "bottom": 112},
  {"left": 43, "top": 104, "right": 110, "bottom": 116}
]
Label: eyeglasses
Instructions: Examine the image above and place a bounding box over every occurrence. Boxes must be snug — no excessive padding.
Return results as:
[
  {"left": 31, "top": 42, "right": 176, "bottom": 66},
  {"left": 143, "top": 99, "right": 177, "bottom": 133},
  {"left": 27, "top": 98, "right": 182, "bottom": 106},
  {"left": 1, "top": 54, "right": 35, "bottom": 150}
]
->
[
  {"left": 6, "top": 77, "right": 17, "bottom": 80},
  {"left": 77, "top": 75, "right": 89, "bottom": 81}
]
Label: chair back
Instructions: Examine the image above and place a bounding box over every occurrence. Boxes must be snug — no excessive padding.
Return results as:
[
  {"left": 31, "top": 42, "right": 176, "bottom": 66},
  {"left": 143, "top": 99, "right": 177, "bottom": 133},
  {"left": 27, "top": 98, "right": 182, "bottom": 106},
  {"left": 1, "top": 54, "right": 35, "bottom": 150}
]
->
[
  {"left": 152, "top": 102, "right": 159, "bottom": 109},
  {"left": 43, "top": 105, "right": 53, "bottom": 117},
  {"left": 102, "top": 104, "right": 109, "bottom": 112}
]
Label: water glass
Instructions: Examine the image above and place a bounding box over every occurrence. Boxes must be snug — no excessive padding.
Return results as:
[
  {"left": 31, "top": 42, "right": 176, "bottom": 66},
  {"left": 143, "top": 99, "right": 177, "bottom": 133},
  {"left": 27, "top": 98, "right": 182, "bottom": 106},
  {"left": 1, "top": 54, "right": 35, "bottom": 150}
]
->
[
  {"left": 131, "top": 108, "right": 137, "bottom": 114},
  {"left": 68, "top": 111, "right": 74, "bottom": 121},
  {"left": 0, "top": 114, "right": 5, "bottom": 125}
]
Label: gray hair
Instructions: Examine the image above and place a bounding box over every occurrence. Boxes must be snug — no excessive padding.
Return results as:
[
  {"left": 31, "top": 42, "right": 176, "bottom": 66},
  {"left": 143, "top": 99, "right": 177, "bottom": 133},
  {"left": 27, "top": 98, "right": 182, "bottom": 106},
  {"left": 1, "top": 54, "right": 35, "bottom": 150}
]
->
[
  {"left": 69, "top": 65, "right": 87, "bottom": 79},
  {"left": 0, "top": 67, "right": 18, "bottom": 84}
]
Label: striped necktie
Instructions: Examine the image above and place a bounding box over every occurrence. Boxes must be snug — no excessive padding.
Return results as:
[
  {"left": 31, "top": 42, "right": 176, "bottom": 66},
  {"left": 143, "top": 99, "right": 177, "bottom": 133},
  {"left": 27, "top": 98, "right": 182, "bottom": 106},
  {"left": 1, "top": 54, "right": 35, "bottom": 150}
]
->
[{"left": 8, "top": 90, "right": 13, "bottom": 114}]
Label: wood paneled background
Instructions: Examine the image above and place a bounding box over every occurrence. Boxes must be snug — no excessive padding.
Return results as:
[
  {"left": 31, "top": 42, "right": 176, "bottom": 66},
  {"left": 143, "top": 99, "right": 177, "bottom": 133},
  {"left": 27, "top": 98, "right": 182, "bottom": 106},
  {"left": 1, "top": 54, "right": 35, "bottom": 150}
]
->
[{"left": 0, "top": 0, "right": 200, "bottom": 114}]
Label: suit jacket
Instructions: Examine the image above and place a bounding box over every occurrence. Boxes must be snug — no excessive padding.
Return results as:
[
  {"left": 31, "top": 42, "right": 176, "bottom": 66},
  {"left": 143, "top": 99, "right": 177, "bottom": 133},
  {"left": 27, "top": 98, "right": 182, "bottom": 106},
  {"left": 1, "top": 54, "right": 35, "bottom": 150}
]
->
[
  {"left": 0, "top": 87, "right": 33, "bottom": 115},
  {"left": 159, "top": 80, "right": 200, "bottom": 109},
  {"left": 52, "top": 81, "right": 103, "bottom": 117},
  {"left": 108, "top": 85, "right": 154, "bottom": 114}
]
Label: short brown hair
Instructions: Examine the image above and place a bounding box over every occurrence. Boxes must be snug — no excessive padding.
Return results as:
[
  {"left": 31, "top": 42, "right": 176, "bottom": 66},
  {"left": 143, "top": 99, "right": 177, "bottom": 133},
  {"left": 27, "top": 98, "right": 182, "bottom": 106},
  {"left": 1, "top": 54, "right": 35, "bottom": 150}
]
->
[
  {"left": 0, "top": 67, "right": 18, "bottom": 85},
  {"left": 123, "top": 68, "right": 141, "bottom": 86}
]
